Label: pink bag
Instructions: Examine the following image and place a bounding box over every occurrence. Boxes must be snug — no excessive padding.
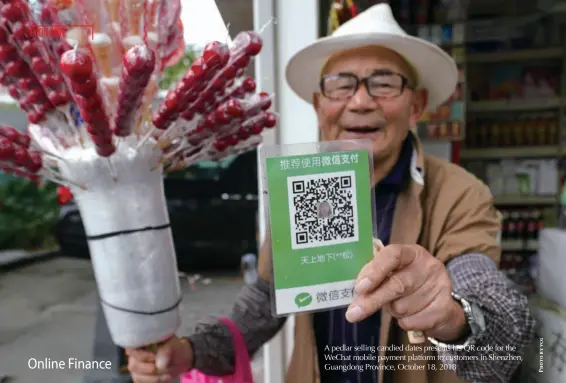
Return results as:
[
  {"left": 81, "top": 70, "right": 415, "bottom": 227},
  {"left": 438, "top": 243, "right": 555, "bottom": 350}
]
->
[{"left": 181, "top": 317, "right": 254, "bottom": 383}]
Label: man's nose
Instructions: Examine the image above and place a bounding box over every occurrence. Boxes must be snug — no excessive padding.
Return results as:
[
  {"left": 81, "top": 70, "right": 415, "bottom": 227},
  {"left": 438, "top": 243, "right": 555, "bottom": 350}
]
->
[{"left": 348, "top": 84, "right": 379, "bottom": 113}]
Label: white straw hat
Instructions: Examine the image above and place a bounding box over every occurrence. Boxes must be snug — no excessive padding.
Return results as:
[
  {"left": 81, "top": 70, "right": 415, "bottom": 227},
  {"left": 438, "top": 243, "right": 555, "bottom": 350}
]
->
[{"left": 285, "top": 3, "right": 458, "bottom": 110}]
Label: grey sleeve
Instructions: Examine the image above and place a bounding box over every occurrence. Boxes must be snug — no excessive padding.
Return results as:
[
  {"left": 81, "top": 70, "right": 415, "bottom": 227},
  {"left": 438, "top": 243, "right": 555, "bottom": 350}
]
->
[
  {"left": 437, "top": 253, "right": 536, "bottom": 382},
  {"left": 186, "top": 277, "right": 286, "bottom": 375}
]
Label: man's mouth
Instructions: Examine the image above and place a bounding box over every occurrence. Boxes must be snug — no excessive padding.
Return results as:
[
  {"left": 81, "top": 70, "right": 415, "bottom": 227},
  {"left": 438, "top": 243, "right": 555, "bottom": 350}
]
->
[{"left": 344, "top": 125, "right": 383, "bottom": 134}]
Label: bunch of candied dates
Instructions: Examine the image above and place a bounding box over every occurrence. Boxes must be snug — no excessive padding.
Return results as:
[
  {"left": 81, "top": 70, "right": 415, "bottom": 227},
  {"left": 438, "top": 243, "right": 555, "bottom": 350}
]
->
[{"left": 0, "top": 0, "right": 277, "bottom": 350}]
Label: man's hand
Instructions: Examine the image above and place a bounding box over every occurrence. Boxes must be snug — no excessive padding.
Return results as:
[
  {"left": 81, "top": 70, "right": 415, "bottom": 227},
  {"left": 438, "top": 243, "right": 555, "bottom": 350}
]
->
[
  {"left": 126, "top": 336, "right": 193, "bottom": 383},
  {"left": 346, "top": 243, "right": 468, "bottom": 342}
]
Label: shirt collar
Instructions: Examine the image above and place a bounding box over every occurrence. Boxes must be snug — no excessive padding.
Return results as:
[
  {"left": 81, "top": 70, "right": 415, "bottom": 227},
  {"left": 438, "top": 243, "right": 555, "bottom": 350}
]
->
[{"left": 381, "top": 135, "right": 413, "bottom": 186}]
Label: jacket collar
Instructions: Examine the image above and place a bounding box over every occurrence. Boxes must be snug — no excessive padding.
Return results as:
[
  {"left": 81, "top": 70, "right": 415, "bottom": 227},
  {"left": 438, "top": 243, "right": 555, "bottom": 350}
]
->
[
  {"left": 379, "top": 131, "right": 425, "bottom": 187},
  {"left": 409, "top": 130, "right": 425, "bottom": 185}
]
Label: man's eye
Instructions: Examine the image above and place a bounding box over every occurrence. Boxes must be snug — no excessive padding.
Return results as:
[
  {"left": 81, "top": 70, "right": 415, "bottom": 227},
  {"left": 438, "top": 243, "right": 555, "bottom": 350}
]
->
[{"left": 370, "top": 80, "right": 391, "bottom": 87}]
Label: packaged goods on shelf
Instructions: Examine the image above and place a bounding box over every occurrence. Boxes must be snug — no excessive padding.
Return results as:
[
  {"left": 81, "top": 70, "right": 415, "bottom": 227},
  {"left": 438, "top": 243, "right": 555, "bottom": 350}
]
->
[
  {"left": 483, "top": 159, "right": 558, "bottom": 197},
  {"left": 465, "top": 113, "right": 559, "bottom": 148},
  {"left": 498, "top": 208, "right": 545, "bottom": 294},
  {"left": 476, "top": 64, "right": 562, "bottom": 102},
  {"left": 500, "top": 208, "right": 544, "bottom": 250}
]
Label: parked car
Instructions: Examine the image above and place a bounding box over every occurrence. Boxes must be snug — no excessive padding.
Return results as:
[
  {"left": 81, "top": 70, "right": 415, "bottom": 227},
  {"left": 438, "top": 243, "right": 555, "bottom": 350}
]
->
[{"left": 55, "top": 150, "right": 259, "bottom": 271}]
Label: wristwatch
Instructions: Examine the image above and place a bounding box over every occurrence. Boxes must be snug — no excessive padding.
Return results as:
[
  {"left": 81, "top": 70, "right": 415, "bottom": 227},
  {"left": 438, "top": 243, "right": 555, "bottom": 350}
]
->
[{"left": 427, "top": 292, "right": 486, "bottom": 351}]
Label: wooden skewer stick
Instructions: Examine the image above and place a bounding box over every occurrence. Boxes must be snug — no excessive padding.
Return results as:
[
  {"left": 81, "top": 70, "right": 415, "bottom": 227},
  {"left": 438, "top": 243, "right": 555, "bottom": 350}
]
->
[
  {"left": 58, "top": 107, "right": 84, "bottom": 148},
  {"left": 44, "top": 169, "right": 87, "bottom": 190},
  {"left": 150, "top": 157, "right": 165, "bottom": 172},
  {"left": 134, "top": 111, "right": 146, "bottom": 138},
  {"left": 39, "top": 149, "right": 65, "bottom": 161},
  {"left": 106, "top": 158, "right": 118, "bottom": 182},
  {"left": 152, "top": 120, "right": 180, "bottom": 149},
  {"left": 162, "top": 143, "right": 186, "bottom": 162},
  {"left": 373, "top": 238, "right": 425, "bottom": 344},
  {"left": 136, "top": 126, "right": 157, "bottom": 151}
]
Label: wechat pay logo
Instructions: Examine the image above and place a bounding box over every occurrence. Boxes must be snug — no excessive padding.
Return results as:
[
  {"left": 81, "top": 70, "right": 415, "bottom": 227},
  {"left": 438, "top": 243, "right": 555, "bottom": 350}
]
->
[{"left": 295, "top": 292, "right": 312, "bottom": 308}]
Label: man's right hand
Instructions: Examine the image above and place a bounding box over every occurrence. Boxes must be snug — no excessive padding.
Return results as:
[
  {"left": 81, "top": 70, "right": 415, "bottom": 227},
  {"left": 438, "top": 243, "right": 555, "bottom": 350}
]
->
[{"left": 126, "top": 336, "right": 193, "bottom": 383}]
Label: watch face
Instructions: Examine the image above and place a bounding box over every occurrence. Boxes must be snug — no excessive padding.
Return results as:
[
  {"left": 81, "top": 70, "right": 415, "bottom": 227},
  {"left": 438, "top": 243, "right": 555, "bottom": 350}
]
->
[
  {"left": 470, "top": 302, "right": 486, "bottom": 333},
  {"left": 453, "top": 293, "right": 485, "bottom": 336}
]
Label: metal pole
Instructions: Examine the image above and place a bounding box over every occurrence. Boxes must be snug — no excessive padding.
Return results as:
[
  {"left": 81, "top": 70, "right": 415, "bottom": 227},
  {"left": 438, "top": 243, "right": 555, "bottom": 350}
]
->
[
  {"left": 253, "top": 0, "right": 286, "bottom": 381},
  {"left": 253, "top": 0, "right": 320, "bottom": 380}
]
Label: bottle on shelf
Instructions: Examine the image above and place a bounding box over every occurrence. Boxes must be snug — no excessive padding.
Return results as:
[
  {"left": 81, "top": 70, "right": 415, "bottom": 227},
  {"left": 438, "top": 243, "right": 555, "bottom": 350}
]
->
[
  {"left": 536, "top": 210, "right": 544, "bottom": 234},
  {"left": 529, "top": 254, "right": 538, "bottom": 292},
  {"left": 560, "top": 179, "right": 566, "bottom": 229},
  {"left": 500, "top": 253, "right": 511, "bottom": 275},
  {"left": 508, "top": 211, "right": 520, "bottom": 248},
  {"left": 516, "top": 211, "right": 526, "bottom": 242},
  {"left": 506, "top": 253, "right": 517, "bottom": 280},
  {"left": 526, "top": 210, "right": 538, "bottom": 250},
  {"left": 501, "top": 210, "right": 509, "bottom": 242},
  {"left": 500, "top": 208, "right": 542, "bottom": 252}
]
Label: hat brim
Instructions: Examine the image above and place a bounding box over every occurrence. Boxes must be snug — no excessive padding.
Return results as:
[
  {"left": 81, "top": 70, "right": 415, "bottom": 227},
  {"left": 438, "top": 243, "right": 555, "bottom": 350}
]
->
[{"left": 285, "top": 33, "right": 458, "bottom": 111}]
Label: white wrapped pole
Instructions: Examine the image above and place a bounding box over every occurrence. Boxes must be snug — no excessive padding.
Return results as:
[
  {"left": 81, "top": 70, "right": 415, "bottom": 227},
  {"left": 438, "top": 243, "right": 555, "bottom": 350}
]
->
[{"left": 58, "top": 138, "right": 181, "bottom": 349}]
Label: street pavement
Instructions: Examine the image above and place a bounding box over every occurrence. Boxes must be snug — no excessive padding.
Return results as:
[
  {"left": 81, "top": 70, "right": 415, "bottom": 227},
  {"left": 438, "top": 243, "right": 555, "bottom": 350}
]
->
[{"left": 0, "top": 256, "right": 264, "bottom": 383}]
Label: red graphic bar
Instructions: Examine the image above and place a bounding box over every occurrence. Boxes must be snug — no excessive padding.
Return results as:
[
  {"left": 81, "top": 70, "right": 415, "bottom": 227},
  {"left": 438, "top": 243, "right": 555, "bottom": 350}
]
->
[{"left": 27, "top": 24, "right": 94, "bottom": 39}]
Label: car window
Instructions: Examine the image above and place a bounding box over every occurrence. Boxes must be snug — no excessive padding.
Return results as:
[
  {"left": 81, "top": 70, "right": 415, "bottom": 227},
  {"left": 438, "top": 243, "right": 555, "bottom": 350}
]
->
[{"left": 168, "top": 155, "right": 237, "bottom": 180}]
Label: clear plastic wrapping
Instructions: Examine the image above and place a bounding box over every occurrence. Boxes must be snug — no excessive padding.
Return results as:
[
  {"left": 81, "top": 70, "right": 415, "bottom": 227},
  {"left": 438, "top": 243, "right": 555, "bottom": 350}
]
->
[
  {"left": 258, "top": 139, "right": 378, "bottom": 317},
  {"left": 0, "top": 0, "right": 275, "bottom": 350},
  {"left": 57, "top": 139, "right": 181, "bottom": 348}
]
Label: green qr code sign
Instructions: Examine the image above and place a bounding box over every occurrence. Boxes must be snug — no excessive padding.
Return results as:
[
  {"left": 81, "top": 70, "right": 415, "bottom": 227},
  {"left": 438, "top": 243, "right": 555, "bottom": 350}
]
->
[{"left": 265, "top": 150, "right": 374, "bottom": 315}]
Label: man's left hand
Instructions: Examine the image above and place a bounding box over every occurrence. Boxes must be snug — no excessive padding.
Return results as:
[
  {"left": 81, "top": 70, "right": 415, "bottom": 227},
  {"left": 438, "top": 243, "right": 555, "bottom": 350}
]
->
[{"left": 346, "top": 244, "right": 468, "bottom": 342}]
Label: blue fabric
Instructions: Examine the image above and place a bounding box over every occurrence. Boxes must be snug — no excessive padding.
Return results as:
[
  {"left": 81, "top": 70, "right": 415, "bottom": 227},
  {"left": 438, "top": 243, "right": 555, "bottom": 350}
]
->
[{"left": 313, "top": 136, "right": 412, "bottom": 383}]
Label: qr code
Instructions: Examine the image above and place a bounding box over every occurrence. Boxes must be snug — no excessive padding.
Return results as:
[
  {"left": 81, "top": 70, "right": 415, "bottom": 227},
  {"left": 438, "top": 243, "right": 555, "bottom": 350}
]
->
[{"left": 288, "top": 170, "right": 358, "bottom": 249}]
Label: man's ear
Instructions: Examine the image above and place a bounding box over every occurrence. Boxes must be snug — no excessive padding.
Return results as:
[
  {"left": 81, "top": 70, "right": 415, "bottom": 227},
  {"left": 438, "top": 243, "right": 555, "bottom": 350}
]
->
[
  {"left": 409, "top": 89, "right": 428, "bottom": 127},
  {"left": 312, "top": 92, "right": 320, "bottom": 112}
]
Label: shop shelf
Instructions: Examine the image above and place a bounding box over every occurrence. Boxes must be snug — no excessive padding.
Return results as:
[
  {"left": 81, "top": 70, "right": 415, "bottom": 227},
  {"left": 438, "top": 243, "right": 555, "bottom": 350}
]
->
[
  {"left": 468, "top": 98, "right": 565, "bottom": 112},
  {"left": 501, "top": 239, "right": 538, "bottom": 251},
  {"left": 461, "top": 146, "right": 561, "bottom": 159},
  {"left": 494, "top": 195, "right": 557, "bottom": 205},
  {"left": 462, "top": 47, "right": 563, "bottom": 64}
]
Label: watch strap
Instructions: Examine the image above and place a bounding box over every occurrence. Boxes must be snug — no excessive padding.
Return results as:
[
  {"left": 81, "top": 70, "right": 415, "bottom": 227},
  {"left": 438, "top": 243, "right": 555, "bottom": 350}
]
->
[{"left": 427, "top": 292, "right": 479, "bottom": 350}]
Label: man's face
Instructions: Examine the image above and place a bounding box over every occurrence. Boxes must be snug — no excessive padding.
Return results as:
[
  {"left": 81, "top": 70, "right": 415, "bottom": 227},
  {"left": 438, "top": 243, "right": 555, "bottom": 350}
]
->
[
  {"left": 319, "top": 202, "right": 332, "bottom": 218},
  {"left": 313, "top": 46, "right": 427, "bottom": 162}
]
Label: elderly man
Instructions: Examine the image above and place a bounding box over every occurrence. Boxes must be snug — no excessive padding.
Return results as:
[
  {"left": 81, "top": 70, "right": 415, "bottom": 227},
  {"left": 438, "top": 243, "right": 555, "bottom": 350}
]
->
[{"left": 126, "top": 4, "right": 534, "bottom": 383}]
